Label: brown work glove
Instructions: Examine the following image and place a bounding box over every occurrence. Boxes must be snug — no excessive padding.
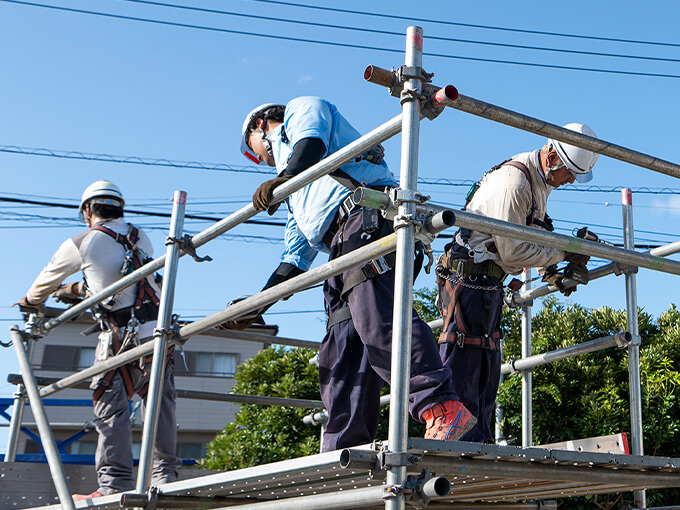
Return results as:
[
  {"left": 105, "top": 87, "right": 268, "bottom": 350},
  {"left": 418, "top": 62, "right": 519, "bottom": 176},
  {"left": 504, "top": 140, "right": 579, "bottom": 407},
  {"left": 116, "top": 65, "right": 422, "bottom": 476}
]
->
[
  {"left": 13, "top": 296, "right": 46, "bottom": 314},
  {"left": 52, "top": 281, "right": 86, "bottom": 305},
  {"left": 215, "top": 296, "right": 265, "bottom": 331},
  {"left": 252, "top": 177, "right": 289, "bottom": 215},
  {"left": 564, "top": 251, "right": 590, "bottom": 266},
  {"left": 541, "top": 266, "right": 575, "bottom": 297}
]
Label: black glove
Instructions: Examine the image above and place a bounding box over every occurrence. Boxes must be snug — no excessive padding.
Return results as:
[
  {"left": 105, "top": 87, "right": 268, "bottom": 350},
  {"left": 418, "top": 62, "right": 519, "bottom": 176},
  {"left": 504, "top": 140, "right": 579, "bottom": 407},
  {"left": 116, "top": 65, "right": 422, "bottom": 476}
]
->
[
  {"left": 541, "top": 265, "right": 576, "bottom": 297},
  {"left": 52, "top": 282, "right": 86, "bottom": 305},
  {"left": 215, "top": 296, "right": 265, "bottom": 331},
  {"left": 564, "top": 251, "right": 590, "bottom": 266},
  {"left": 252, "top": 177, "right": 289, "bottom": 214}
]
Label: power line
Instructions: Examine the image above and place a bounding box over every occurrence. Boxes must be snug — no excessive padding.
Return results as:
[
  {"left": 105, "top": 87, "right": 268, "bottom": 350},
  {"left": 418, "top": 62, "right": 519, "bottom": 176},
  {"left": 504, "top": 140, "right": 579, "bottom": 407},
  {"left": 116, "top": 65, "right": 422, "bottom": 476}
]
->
[
  {"left": 0, "top": 145, "right": 275, "bottom": 175},
  {"left": 3, "top": 145, "right": 680, "bottom": 195},
  {"left": 246, "top": 0, "right": 680, "bottom": 50},
  {"left": 3, "top": 0, "right": 680, "bottom": 79},
  {"left": 0, "top": 195, "right": 286, "bottom": 227},
  {"left": 118, "top": 0, "right": 680, "bottom": 65}
]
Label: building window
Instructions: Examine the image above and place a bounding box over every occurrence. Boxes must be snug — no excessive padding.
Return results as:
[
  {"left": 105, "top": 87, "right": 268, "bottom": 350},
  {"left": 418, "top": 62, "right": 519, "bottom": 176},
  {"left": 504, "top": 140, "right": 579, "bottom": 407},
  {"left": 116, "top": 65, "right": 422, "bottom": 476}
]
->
[
  {"left": 173, "top": 350, "right": 237, "bottom": 377},
  {"left": 177, "top": 443, "right": 205, "bottom": 460},
  {"left": 38, "top": 345, "right": 95, "bottom": 371}
]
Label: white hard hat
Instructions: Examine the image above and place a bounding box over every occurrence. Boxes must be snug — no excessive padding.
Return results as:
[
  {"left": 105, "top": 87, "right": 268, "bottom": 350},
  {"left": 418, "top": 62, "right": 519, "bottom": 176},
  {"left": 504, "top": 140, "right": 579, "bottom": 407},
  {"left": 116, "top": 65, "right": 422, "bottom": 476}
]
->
[
  {"left": 549, "top": 123, "right": 599, "bottom": 183},
  {"left": 240, "top": 103, "right": 283, "bottom": 165},
  {"left": 79, "top": 180, "right": 125, "bottom": 212}
]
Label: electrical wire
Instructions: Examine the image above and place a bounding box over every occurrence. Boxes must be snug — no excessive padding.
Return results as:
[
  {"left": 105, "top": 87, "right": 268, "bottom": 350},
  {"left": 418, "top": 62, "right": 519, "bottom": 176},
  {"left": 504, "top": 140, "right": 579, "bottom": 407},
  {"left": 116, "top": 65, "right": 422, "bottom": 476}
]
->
[
  {"left": 3, "top": 146, "right": 680, "bottom": 195},
  {"left": 245, "top": 0, "right": 680, "bottom": 50},
  {"left": 3, "top": 0, "right": 680, "bottom": 79},
  {"left": 117, "top": 0, "right": 680, "bottom": 65}
]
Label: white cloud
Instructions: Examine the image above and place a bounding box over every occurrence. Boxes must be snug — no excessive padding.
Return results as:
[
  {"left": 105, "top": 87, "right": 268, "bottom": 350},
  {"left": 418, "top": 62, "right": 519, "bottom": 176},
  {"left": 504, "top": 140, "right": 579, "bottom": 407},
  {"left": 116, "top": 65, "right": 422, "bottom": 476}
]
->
[{"left": 297, "top": 75, "right": 314, "bottom": 85}]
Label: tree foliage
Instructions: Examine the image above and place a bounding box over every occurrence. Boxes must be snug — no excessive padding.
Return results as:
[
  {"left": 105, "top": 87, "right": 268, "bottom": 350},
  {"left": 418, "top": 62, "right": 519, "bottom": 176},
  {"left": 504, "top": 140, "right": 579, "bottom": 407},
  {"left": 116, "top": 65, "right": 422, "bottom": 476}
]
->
[
  {"left": 498, "top": 298, "right": 680, "bottom": 508},
  {"left": 200, "top": 346, "right": 321, "bottom": 470}
]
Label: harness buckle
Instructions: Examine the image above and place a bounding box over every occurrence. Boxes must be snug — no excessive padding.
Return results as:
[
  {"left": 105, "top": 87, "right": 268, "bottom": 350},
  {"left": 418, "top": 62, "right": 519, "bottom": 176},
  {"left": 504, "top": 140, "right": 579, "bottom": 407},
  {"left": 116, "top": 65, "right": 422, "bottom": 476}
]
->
[
  {"left": 338, "top": 194, "right": 357, "bottom": 221},
  {"left": 369, "top": 256, "right": 390, "bottom": 276},
  {"left": 455, "top": 332, "right": 465, "bottom": 348}
]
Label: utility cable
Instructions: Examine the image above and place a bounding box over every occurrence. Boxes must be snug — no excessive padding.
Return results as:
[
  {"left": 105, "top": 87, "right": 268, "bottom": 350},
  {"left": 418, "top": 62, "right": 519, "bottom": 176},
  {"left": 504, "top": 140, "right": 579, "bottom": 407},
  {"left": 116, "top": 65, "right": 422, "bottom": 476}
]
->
[
  {"left": 3, "top": 146, "right": 680, "bottom": 195},
  {"left": 246, "top": 0, "right": 680, "bottom": 49},
  {"left": 117, "top": 0, "right": 680, "bottom": 64},
  {"left": 3, "top": 0, "right": 680, "bottom": 79}
]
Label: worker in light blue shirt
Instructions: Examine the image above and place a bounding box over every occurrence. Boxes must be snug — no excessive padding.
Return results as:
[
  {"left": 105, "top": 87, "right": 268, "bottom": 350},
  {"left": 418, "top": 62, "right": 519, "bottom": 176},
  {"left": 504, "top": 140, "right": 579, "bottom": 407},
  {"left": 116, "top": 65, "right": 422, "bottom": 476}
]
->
[{"left": 235, "top": 97, "right": 475, "bottom": 451}]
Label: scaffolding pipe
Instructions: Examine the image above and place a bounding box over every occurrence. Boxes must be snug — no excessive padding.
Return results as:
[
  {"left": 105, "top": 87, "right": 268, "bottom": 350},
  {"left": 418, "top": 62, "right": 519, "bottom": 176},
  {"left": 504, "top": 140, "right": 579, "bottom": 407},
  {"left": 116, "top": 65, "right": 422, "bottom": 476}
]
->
[
  {"left": 500, "top": 331, "right": 632, "bottom": 375},
  {"left": 176, "top": 389, "right": 325, "bottom": 409},
  {"left": 352, "top": 189, "right": 680, "bottom": 277},
  {"left": 137, "top": 190, "right": 186, "bottom": 493},
  {"left": 10, "top": 326, "right": 75, "bottom": 510},
  {"left": 178, "top": 210, "right": 454, "bottom": 340},
  {"left": 39, "top": 115, "right": 405, "bottom": 335},
  {"left": 510, "top": 240, "right": 680, "bottom": 307},
  {"left": 622, "top": 189, "right": 645, "bottom": 510},
  {"left": 521, "top": 268, "right": 532, "bottom": 447},
  {"left": 5, "top": 337, "right": 35, "bottom": 462},
  {"left": 385, "top": 26, "right": 424, "bottom": 510},
  {"left": 364, "top": 65, "right": 680, "bottom": 180}
]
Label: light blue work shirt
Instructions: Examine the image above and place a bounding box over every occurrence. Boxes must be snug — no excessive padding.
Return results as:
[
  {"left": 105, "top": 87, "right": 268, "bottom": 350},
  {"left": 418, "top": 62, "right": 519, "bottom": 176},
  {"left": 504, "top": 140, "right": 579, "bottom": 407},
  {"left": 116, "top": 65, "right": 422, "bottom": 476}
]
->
[{"left": 267, "top": 96, "right": 397, "bottom": 270}]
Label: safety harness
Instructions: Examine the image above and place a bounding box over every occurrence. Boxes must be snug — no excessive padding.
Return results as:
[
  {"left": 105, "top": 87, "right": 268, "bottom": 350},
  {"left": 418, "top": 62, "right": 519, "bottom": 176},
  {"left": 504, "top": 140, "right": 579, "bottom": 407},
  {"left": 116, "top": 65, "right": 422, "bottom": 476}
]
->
[
  {"left": 436, "top": 158, "right": 551, "bottom": 351},
  {"left": 90, "top": 223, "right": 171, "bottom": 403}
]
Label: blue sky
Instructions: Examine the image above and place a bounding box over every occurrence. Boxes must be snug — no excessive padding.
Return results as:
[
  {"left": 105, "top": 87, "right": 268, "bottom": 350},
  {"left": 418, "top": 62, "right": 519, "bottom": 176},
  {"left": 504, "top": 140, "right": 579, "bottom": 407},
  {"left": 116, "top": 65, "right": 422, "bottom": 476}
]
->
[{"left": 1, "top": 0, "right": 680, "bottom": 452}]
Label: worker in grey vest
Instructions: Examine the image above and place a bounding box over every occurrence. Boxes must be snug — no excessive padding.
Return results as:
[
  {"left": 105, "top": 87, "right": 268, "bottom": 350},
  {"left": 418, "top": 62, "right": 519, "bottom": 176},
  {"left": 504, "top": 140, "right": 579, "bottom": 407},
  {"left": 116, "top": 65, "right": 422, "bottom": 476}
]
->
[
  {"left": 17, "top": 180, "right": 181, "bottom": 500},
  {"left": 436, "top": 124, "right": 599, "bottom": 443}
]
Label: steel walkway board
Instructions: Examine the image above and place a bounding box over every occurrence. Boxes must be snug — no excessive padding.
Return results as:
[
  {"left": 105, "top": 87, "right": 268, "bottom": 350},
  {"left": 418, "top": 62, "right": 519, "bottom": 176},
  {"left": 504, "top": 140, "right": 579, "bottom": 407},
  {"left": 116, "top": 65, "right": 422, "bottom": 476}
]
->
[{"left": 26, "top": 440, "right": 680, "bottom": 509}]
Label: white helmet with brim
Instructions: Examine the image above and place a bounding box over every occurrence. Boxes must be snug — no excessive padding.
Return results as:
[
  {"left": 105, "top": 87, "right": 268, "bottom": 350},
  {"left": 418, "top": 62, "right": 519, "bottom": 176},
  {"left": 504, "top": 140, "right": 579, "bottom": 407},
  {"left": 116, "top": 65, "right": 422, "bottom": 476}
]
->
[
  {"left": 240, "top": 103, "right": 283, "bottom": 165},
  {"left": 549, "top": 123, "right": 599, "bottom": 183},
  {"left": 79, "top": 180, "right": 125, "bottom": 212}
]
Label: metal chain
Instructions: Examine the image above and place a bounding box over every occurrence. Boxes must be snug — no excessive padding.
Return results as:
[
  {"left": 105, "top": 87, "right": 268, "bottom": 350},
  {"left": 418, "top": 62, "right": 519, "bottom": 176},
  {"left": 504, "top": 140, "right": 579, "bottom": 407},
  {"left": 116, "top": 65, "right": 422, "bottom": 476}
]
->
[{"left": 435, "top": 267, "right": 504, "bottom": 291}]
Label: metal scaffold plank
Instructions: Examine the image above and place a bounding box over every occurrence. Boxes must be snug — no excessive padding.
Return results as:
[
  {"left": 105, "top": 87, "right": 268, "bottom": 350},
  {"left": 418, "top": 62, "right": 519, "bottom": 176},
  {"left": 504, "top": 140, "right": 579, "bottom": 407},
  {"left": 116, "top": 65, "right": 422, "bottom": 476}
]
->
[{"left": 26, "top": 442, "right": 680, "bottom": 510}]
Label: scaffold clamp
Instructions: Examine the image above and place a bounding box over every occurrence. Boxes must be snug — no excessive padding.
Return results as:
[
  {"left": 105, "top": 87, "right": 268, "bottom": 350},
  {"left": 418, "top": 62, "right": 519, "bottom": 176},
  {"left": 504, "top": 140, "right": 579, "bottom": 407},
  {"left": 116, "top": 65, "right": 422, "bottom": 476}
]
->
[
  {"left": 385, "top": 470, "right": 441, "bottom": 510},
  {"left": 175, "top": 234, "right": 213, "bottom": 263}
]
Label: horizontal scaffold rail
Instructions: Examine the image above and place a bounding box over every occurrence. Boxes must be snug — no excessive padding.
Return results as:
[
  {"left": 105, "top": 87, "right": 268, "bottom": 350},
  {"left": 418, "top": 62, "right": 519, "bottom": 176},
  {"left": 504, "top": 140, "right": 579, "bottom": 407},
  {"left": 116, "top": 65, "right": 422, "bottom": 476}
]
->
[{"left": 364, "top": 65, "right": 680, "bottom": 179}]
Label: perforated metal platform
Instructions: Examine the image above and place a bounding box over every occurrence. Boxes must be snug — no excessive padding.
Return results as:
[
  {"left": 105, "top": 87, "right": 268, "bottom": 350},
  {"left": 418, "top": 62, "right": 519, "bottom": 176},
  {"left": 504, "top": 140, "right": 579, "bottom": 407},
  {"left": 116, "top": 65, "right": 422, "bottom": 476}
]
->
[{"left": 25, "top": 440, "right": 680, "bottom": 509}]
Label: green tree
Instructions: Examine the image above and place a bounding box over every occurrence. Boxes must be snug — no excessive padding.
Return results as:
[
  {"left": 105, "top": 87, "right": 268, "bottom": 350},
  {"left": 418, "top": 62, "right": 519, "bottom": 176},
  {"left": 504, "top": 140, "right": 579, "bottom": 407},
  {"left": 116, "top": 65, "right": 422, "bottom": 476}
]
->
[
  {"left": 498, "top": 298, "right": 680, "bottom": 508},
  {"left": 200, "top": 346, "right": 321, "bottom": 470}
]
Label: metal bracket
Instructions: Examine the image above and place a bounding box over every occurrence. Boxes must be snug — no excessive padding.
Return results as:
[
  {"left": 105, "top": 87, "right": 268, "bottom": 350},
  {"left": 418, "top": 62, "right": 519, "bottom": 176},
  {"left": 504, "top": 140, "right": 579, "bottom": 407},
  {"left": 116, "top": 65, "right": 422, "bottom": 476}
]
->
[
  {"left": 397, "top": 65, "right": 434, "bottom": 83},
  {"left": 384, "top": 470, "right": 435, "bottom": 510},
  {"left": 612, "top": 262, "right": 638, "bottom": 276},
  {"left": 613, "top": 328, "right": 634, "bottom": 349},
  {"left": 379, "top": 451, "right": 421, "bottom": 469},
  {"left": 175, "top": 234, "right": 213, "bottom": 263}
]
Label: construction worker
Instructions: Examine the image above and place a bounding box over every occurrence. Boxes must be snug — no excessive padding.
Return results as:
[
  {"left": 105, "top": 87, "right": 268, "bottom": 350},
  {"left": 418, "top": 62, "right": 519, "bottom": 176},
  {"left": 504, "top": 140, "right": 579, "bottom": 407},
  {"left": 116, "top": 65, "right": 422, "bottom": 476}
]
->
[
  {"left": 435, "top": 123, "right": 598, "bottom": 443},
  {"left": 239, "top": 97, "right": 476, "bottom": 452},
  {"left": 16, "top": 180, "right": 181, "bottom": 500}
]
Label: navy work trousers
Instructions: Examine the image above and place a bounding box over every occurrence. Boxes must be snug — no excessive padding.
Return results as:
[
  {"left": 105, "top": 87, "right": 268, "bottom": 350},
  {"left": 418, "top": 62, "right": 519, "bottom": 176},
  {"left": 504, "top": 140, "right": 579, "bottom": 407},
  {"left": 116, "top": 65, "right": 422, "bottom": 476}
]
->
[
  {"left": 318, "top": 210, "right": 458, "bottom": 452},
  {"left": 438, "top": 274, "right": 504, "bottom": 443}
]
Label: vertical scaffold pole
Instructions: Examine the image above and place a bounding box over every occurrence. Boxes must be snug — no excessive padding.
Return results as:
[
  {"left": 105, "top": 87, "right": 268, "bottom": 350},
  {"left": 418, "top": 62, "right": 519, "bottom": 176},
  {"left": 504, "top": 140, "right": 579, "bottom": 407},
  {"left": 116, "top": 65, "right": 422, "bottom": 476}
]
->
[
  {"left": 521, "top": 268, "right": 533, "bottom": 447},
  {"left": 136, "top": 190, "right": 187, "bottom": 493},
  {"left": 386, "top": 26, "right": 423, "bottom": 510},
  {"left": 622, "top": 188, "right": 645, "bottom": 509},
  {"left": 10, "top": 326, "right": 76, "bottom": 509},
  {"left": 5, "top": 336, "right": 35, "bottom": 462}
]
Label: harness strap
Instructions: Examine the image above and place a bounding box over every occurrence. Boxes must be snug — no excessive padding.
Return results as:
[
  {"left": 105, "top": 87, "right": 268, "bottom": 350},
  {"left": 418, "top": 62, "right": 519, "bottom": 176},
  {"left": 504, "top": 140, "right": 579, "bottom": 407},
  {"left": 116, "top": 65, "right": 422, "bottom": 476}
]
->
[
  {"left": 502, "top": 160, "right": 537, "bottom": 227},
  {"left": 340, "top": 252, "right": 395, "bottom": 300},
  {"left": 438, "top": 331, "right": 502, "bottom": 351},
  {"left": 326, "top": 306, "right": 352, "bottom": 331}
]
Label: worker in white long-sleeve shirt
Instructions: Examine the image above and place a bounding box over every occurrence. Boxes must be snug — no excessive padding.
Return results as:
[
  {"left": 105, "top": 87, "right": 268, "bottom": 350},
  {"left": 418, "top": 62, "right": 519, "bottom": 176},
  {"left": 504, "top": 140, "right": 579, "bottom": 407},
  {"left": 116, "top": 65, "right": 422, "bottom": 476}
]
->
[
  {"left": 436, "top": 124, "right": 599, "bottom": 443},
  {"left": 17, "top": 180, "right": 180, "bottom": 500}
]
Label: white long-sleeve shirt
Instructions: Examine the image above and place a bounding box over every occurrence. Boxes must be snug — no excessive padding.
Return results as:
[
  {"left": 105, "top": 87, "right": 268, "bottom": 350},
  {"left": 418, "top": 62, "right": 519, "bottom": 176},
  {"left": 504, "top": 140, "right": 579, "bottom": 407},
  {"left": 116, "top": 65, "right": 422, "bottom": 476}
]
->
[
  {"left": 26, "top": 217, "right": 159, "bottom": 337},
  {"left": 458, "top": 150, "right": 566, "bottom": 276}
]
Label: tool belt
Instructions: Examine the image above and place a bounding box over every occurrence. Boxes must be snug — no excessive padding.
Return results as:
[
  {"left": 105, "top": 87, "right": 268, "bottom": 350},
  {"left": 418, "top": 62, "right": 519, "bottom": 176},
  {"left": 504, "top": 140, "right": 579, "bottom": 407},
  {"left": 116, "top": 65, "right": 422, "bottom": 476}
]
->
[{"left": 436, "top": 243, "right": 504, "bottom": 351}]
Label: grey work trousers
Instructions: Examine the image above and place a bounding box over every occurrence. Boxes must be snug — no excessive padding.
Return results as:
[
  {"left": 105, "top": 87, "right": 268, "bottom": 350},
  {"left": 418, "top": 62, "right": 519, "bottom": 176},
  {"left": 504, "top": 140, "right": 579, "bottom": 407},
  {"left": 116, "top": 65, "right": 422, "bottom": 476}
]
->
[{"left": 91, "top": 352, "right": 180, "bottom": 495}]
